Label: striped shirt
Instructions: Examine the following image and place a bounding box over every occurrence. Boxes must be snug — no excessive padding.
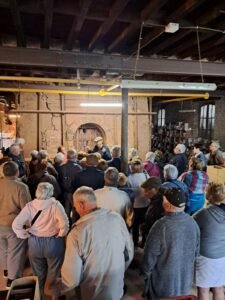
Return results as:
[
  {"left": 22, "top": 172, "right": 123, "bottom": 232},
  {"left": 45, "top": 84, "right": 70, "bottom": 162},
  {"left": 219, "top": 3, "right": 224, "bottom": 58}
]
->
[{"left": 179, "top": 170, "right": 208, "bottom": 194}]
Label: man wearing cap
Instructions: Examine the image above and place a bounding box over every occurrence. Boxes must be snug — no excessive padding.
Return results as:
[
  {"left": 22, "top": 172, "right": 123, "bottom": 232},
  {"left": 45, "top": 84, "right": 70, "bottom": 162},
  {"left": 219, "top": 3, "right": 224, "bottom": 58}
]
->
[
  {"left": 143, "top": 188, "right": 200, "bottom": 300},
  {"left": 90, "top": 136, "right": 112, "bottom": 161}
]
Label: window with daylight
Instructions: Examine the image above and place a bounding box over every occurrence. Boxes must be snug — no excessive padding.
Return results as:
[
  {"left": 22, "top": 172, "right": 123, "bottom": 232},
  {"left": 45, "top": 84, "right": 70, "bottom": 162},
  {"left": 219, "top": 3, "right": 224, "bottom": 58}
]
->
[
  {"left": 199, "top": 104, "right": 215, "bottom": 138},
  {"left": 158, "top": 108, "right": 165, "bottom": 126}
]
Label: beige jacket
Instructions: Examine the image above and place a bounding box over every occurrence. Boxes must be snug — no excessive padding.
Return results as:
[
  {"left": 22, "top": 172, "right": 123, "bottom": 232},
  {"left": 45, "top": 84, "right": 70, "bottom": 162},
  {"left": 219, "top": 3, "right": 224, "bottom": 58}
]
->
[
  {"left": 61, "top": 208, "right": 134, "bottom": 300},
  {"left": 95, "top": 186, "right": 134, "bottom": 227},
  {"left": 0, "top": 177, "right": 31, "bottom": 229}
]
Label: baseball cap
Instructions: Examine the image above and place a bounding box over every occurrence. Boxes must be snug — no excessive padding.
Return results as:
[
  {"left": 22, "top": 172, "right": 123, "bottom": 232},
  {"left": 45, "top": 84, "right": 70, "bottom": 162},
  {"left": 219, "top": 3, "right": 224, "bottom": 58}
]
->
[
  {"left": 94, "top": 136, "right": 103, "bottom": 142},
  {"left": 163, "top": 188, "right": 186, "bottom": 208}
]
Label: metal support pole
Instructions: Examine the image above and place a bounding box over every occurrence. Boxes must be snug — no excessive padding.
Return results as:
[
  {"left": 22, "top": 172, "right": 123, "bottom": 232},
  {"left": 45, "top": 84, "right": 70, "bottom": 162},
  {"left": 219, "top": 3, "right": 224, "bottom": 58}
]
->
[
  {"left": 37, "top": 93, "right": 40, "bottom": 150},
  {"left": 59, "top": 94, "right": 64, "bottom": 146},
  {"left": 121, "top": 88, "right": 128, "bottom": 174}
]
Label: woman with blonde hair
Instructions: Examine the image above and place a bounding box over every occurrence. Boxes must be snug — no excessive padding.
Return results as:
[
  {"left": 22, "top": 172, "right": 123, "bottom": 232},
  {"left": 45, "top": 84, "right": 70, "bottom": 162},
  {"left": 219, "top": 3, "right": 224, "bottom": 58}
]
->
[{"left": 194, "top": 183, "right": 225, "bottom": 300}]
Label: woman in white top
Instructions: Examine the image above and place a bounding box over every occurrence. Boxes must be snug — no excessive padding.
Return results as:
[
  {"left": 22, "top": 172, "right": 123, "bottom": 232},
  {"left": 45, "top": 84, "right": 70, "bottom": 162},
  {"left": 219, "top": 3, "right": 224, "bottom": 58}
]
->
[
  {"left": 128, "top": 158, "right": 149, "bottom": 246},
  {"left": 12, "top": 182, "right": 69, "bottom": 298}
]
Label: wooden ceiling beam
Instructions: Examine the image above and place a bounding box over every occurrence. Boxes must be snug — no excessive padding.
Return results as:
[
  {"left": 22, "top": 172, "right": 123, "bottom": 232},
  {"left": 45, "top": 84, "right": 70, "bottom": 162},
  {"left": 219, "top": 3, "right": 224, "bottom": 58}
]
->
[
  {"left": 178, "top": 33, "right": 221, "bottom": 59},
  {"left": 107, "top": 0, "right": 167, "bottom": 52},
  {"left": 165, "top": 0, "right": 206, "bottom": 23},
  {"left": 1, "top": 47, "right": 225, "bottom": 78},
  {"left": 88, "top": 0, "right": 129, "bottom": 50},
  {"left": 165, "top": 32, "right": 215, "bottom": 57},
  {"left": 43, "top": 0, "right": 54, "bottom": 49},
  {"left": 66, "top": 0, "right": 93, "bottom": 50},
  {"left": 10, "top": 0, "right": 26, "bottom": 47},
  {"left": 197, "top": 2, "right": 225, "bottom": 25},
  {"left": 130, "top": 0, "right": 204, "bottom": 56}
]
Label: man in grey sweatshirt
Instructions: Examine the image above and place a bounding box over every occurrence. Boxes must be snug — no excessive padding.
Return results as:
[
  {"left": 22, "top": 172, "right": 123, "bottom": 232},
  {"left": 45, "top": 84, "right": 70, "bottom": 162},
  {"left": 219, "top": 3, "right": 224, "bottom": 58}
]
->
[{"left": 143, "top": 188, "right": 200, "bottom": 300}]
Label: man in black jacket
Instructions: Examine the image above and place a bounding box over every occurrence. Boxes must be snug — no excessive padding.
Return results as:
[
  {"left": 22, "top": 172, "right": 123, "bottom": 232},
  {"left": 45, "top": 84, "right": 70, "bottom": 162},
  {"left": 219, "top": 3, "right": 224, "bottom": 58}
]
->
[
  {"left": 140, "top": 177, "right": 164, "bottom": 247},
  {"left": 58, "top": 149, "right": 82, "bottom": 219},
  {"left": 73, "top": 154, "right": 104, "bottom": 191}
]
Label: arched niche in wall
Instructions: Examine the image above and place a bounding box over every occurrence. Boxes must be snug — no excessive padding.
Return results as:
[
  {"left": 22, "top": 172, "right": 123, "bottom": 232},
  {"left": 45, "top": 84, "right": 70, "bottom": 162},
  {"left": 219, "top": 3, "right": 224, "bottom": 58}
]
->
[{"left": 74, "top": 123, "right": 106, "bottom": 152}]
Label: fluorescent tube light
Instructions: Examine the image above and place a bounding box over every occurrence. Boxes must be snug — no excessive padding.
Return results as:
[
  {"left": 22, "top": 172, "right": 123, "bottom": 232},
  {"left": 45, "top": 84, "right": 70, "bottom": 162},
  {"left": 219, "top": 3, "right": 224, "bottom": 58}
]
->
[
  {"left": 80, "top": 103, "right": 122, "bottom": 107},
  {"left": 8, "top": 114, "right": 21, "bottom": 118},
  {"left": 179, "top": 109, "right": 196, "bottom": 113},
  {"left": 120, "top": 80, "right": 217, "bottom": 91}
]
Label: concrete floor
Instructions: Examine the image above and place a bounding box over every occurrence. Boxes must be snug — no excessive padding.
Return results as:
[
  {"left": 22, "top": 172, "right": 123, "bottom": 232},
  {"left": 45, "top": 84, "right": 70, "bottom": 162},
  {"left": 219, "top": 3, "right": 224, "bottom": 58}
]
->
[{"left": 0, "top": 248, "right": 200, "bottom": 300}]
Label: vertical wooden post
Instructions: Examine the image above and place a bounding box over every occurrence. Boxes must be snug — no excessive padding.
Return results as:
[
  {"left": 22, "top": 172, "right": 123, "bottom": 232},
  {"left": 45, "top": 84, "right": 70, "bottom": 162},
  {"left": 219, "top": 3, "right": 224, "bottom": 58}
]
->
[
  {"left": 121, "top": 88, "right": 128, "bottom": 174},
  {"left": 148, "top": 97, "right": 152, "bottom": 150},
  {"left": 37, "top": 93, "right": 40, "bottom": 150}
]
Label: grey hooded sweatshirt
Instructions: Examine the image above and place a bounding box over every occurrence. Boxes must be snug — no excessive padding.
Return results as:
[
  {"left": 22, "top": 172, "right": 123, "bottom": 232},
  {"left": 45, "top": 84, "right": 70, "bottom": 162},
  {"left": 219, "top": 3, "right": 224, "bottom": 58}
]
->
[{"left": 194, "top": 205, "right": 225, "bottom": 258}]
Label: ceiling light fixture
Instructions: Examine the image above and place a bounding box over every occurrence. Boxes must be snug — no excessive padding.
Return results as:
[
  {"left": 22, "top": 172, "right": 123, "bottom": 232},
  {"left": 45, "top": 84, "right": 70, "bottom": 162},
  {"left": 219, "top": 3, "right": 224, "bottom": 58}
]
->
[
  {"left": 80, "top": 103, "right": 122, "bottom": 107},
  {"left": 120, "top": 80, "right": 217, "bottom": 91},
  {"left": 178, "top": 109, "right": 196, "bottom": 113}
]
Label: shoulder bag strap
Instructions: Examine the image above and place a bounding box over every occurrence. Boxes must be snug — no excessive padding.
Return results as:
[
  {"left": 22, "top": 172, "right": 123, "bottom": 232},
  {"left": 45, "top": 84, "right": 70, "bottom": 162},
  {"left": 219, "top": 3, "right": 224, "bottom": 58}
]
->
[{"left": 31, "top": 210, "right": 42, "bottom": 226}]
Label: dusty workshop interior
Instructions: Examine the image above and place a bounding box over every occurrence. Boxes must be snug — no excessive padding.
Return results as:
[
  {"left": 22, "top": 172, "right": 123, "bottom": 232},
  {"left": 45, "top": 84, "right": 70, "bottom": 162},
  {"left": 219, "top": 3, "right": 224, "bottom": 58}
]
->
[{"left": 0, "top": 0, "right": 225, "bottom": 299}]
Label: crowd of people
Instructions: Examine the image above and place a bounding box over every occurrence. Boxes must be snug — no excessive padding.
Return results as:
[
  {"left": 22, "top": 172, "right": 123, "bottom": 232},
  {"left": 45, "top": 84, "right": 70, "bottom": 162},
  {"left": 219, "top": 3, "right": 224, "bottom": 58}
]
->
[{"left": 0, "top": 136, "right": 225, "bottom": 300}]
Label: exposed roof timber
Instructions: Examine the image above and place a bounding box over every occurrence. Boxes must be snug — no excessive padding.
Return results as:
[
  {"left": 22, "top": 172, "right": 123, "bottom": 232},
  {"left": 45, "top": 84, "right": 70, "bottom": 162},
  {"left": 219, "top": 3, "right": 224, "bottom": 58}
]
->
[
  {"left": 200, "top": 35, "right": 225, "bottom": 58},
  {"left": 146, "top": 30, "right": 190, "bottom": 56},
  {"left": 197, "top": 2, "right": 225, "bottom": 25},
  {"left": 165, "top": 32, "right": 215, "bottom": 57},
  {"left": 165, "top": 0, "right": 206, "bottom": 23},
  {"left": 10, "top": 0, "right": 26, "bottom": 47},
  {"left": 125, "top": 28, "right": 164, "bottom": 55},
  {"left": 66, "top": 0, "right": 93, "bottom": 50},
  {"left": 1, "top": 47, "right": 225, "bottom": 77},
  {"left": 88, "top": 0, "right": 129, "bottom": 50},
  {"left": 43, "top": 0, "right": 54, "bottom": 49},
  {"left": 107, "top": 0, "right": 168, "bottom": 52},
  {"left": 178, "top": 33, "right": 221, "bottom": 59}
]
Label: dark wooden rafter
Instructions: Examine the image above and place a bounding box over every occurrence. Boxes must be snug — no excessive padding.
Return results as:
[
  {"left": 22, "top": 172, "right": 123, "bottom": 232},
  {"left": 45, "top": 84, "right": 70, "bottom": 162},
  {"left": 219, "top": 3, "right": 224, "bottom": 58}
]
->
[
  {"left": 201, "top": 35, "right": 225, "bottom": 57},
  {"left": 1, "top": 47, "right": 225, "bottom": 78},
  {"left": 88, "top": 0, "right": 129, "bottom": 50},
  {"left": 43, "top": 0, "right": 54, "bottom": 49},
  {"left": 126, "top": 27, "right": 164, "bottom": 55},
  {"left": 66, "top": 0, "right": 93, "bottom": 50},
  {"left": 107, "top": 0, "right": 168, "bottom": 52},
  {"left": 197, "top": 2, "right": 225, "bottom": 25},
  {"left": 127, "top": 0, "right": 204, "bottom": 56},
  {"left": 178, "top": 33, "right": 221, "bottom": 59},
  {"left": 165, "top": 32, "right": 216, "bottom": 57},
  {"left": 165, "top": 0, "right": 206, "bottom": 23},
  {"left": 10, "top": 0, "right": 26, "bottom": 47}
]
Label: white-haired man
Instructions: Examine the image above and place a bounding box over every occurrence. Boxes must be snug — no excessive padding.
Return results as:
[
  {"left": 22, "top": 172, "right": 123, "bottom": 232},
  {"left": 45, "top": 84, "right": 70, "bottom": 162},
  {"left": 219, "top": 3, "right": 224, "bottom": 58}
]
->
[
  {"left": 95, "top": 167, "right": 133, "bottom": 228},
  {"left": 208, "top": 141, "right": 224, "bottom": 166},
  {"left": 61, "top": 186, "right": 133, "bottom": 300},
  {"left": 169, "top": 143, "right": 187, "bottom": 176},
  {"left": 143, "top": 188, "right": 200, "bottom": 299}
]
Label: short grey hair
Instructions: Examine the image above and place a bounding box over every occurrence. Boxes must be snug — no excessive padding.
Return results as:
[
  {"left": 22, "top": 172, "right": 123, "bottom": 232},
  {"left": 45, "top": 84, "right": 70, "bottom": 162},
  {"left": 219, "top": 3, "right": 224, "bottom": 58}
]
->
[
  {"left": 67, "top": 149, "right": 77, "bottom": 160},
  {"left": 164, "top": 164, "right": 178, "bottom": 180},
  {"left": 10, "top": 144, "right": 20, "bottom": 155},
  {"left": 74, "top": 186, "right": 96, "bottom": 203},
  {"left": 176, "top": 144, "right": 186, "bottom": 154},
  {"left": 54, "top": 152, "right": 64, "bottom": 164},
  {"left": 38, "top": 150, "right": 48, "bottom": 160},
  {"left": 30, "top": 150, "right": 39, "bottom": 159},
  {"left": 211, "top": 141, "right": 220, "bottom": 149},
  {"left": 104, "top": 167, "right": 119, "bottom": 186},
  {"left": 35, "top": 182, "right": 54, "bottom": 200},
  {"left": 145, "top": 151, "right": 155, "bottom": 162},
  {"left": 111, "top": 145, "right": 121, "bottom": 157}
]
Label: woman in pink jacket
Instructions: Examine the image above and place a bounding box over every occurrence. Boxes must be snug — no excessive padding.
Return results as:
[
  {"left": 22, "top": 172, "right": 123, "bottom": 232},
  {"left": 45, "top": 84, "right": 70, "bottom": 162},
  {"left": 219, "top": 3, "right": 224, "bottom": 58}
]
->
[{"left": 12, "top": 182, "right": 69, "bottom": 299}]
